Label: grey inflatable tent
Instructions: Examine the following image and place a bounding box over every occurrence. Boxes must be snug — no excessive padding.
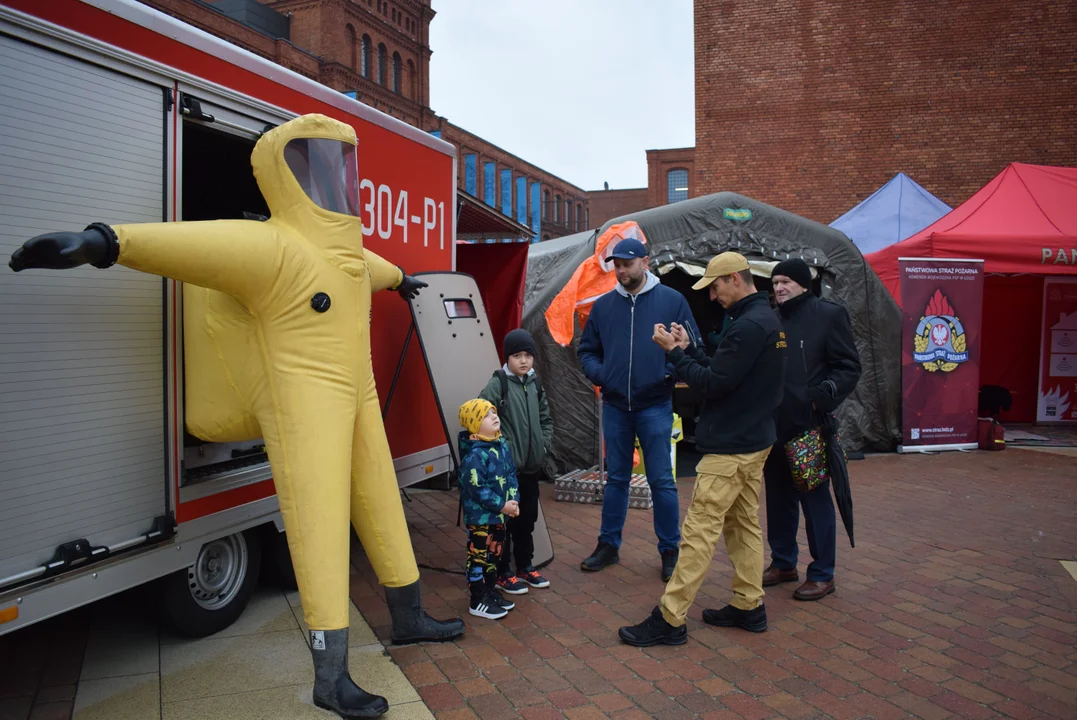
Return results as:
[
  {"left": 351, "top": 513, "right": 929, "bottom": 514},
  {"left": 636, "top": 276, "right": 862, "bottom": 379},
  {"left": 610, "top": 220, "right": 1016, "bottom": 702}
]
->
[{"left": 522, "top": 192, "right": 902, "bottom": 473}]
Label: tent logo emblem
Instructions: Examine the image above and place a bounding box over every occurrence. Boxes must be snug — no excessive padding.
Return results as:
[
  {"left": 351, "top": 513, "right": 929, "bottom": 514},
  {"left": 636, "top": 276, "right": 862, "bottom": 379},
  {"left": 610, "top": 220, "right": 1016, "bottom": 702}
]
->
[
  {"left": 722, "top": 208, "right": 752, "bottom": 221},
  {"left": 913, "top": 290, "right": 969, "bottom": 372}
]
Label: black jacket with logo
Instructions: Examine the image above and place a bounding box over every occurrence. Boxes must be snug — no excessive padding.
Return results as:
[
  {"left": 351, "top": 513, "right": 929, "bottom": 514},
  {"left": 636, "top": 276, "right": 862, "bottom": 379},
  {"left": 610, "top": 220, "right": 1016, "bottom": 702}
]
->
[
  {"left": 773, "top": 292, "right": 862, "bottom": 445},
  {"left": 668, "top": 291, "right": 787, "bottom": 454}
]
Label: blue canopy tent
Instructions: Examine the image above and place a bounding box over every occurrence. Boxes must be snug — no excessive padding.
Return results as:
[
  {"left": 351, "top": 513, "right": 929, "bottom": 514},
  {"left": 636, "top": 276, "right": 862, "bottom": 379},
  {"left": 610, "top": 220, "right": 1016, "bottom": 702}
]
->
[{"left": 830, "top": 173, "right": 952, "bottom": 255}]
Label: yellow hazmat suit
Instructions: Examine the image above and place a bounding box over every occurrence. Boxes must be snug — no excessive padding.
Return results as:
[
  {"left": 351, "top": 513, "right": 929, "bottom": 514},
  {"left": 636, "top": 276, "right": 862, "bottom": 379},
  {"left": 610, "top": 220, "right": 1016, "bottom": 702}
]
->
[{"left": 112, "top": 115, "right": 417, "bottom": 631}]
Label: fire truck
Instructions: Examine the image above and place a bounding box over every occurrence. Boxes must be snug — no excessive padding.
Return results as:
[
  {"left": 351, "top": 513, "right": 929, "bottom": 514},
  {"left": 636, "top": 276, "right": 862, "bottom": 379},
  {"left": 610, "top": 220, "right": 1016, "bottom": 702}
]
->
[{"left": 0, "top": 0, "right": 460, "bottom": 637}]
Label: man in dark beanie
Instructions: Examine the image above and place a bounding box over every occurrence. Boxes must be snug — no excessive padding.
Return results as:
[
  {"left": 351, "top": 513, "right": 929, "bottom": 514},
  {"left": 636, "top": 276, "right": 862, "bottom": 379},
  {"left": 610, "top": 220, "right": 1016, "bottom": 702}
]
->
[
  {"left": 479, "top": 327, "right": 554, "bottom": 594},
  {"left": 763, "top": 259, "right": 861, "bottom": 601}
]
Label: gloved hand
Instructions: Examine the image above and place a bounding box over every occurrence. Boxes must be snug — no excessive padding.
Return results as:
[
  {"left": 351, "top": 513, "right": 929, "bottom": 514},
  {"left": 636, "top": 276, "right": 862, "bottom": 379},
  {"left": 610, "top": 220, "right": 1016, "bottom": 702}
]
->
[
  {"left": 395, "top": 268, "right": 427, "bottom": 301},
  {"left": 808, "top": 380, "right": 838, "bottom": 413},
  {"left": 9, "top": 223, "right": 118, "bottom": 272}
]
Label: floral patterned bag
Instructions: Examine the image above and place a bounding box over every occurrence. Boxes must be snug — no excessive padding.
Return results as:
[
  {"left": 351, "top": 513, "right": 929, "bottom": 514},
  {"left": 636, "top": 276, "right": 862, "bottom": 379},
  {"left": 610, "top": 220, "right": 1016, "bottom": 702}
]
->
[{"left": 783, "top": 426, "right": 830, "bottom": 492}]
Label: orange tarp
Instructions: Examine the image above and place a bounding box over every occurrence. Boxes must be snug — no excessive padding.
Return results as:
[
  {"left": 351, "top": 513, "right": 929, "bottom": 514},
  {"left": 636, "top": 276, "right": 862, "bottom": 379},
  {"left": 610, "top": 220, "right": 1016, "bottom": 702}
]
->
[{"left": 543, "top": 221, "right": 648, "bottom": 347}]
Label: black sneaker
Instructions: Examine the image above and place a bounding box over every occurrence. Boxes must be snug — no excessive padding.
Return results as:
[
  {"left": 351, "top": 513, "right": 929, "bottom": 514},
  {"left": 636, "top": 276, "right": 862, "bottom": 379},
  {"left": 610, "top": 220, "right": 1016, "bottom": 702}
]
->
[
  {"left": 661, "top": 549, "right": 678, "bottom": 582},
  {"left": 618, "top": 606, "right": 688, "bottom": 647},
  {"left": 488, "top": 590, "right": 515, "bottom": 611},
  {"left": 469, "top": 594, "right": 508, "bottom": 620},
  {"left": 580, "top": 541, "right": 619, "bottom": 572},
  {"left": 701, "top": 603, "right": 768, "bottom": 633}
]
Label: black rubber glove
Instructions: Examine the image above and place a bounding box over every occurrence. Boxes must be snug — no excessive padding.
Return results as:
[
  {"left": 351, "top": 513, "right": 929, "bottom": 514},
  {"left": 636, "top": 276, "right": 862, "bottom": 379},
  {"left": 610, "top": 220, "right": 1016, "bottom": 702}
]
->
[
  {"left": 8, "top": 223, "right": 119, "bottom": 272},
  {"left": 395, "top": 267, "right": 427, "bottom": 301}
]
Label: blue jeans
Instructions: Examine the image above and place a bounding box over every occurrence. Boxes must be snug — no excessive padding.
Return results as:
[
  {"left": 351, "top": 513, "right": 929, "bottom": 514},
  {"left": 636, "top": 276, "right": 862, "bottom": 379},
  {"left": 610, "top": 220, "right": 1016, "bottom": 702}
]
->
[
  {"left": 599, "top": 400, "right": 680, "bottom": 554},
  {"left": 763, "top": 448, "right": 836, "bottom": 582}
]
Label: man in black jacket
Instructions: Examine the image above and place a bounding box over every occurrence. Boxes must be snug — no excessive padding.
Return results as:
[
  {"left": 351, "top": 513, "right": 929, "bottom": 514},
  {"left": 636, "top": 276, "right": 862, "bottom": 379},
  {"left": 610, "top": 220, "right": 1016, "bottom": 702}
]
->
[
  {"left": 618, "top": 252, "right": 787, "bottom": 646},
  {"left": 763, "top": 259, "right": 861, "bottom": 602}
]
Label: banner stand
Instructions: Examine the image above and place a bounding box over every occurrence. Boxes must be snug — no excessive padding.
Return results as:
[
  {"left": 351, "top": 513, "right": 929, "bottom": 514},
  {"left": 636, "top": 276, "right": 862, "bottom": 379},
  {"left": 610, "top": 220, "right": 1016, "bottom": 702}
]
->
[{"left": 897, "top": 257, "right": 985, "bottom": 453}]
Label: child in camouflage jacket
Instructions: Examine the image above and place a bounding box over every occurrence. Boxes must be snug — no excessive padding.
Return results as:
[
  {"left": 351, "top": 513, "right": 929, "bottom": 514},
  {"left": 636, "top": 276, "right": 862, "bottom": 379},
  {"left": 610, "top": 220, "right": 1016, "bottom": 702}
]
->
[{"left": 457, "top": 399, "right": 520, "bottom": 619}]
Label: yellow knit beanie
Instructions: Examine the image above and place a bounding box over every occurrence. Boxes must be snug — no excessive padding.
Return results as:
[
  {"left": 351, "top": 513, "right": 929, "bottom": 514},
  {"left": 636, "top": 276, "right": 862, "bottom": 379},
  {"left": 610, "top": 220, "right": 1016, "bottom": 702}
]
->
[{"left": 458, "top": 399, "right": 496, "bottom": 436}]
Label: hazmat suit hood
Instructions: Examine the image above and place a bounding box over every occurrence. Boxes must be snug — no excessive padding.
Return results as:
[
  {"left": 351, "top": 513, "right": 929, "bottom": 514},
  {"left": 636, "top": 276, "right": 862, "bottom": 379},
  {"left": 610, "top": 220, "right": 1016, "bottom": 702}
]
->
[{"left": 253, "top": 114, "right": 365, "bottom": 264}]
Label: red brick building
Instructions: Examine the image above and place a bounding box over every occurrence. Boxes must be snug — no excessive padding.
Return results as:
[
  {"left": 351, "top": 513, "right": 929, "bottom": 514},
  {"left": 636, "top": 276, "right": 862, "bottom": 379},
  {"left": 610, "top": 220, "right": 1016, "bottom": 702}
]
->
[
  {"left": 138, "top": 0, "right": 585, "bottom": 240},
  {"left": 588, "top": 147, "right": 696, "bottom": 228},
  {"left": 693, "top": 0, "right": 1077, "bottom": 224}
]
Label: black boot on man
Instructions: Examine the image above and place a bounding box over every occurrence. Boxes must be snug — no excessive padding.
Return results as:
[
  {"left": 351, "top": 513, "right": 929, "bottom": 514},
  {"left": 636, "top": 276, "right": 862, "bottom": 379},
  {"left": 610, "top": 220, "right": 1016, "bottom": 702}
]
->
[
  {"left": 701, "top": 604, "right": 768, "bottom": 633},
  {"left": 384, "top": 581, "right": 465, "bottom": 645},
  {"left": 580, "top": 541, "right": 619, "bottom": 572},
  {"left": 661, "top": 549, "right": 678, "bottom": 582},
  {"left": 310, "top": 628, "right": 389, "bottom": 719},
  {"left": 618, "top": 606, "right": 688, "bottom": 647}
]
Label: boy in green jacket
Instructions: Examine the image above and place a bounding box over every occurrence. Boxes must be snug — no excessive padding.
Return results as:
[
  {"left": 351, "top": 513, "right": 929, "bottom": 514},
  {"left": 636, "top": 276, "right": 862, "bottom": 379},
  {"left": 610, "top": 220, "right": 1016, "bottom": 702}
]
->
[{"left": 480, "top": 328, "right": 554, "bottom": 594}]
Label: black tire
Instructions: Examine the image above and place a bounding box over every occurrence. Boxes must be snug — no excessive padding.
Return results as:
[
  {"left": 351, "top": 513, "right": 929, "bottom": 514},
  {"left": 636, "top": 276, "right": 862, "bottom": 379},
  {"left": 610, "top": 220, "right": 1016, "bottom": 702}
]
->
[
  {"left": 260, "top": 528, "right": 298, "bottom": 591},
  {"left": 160, "top": 528, "right": 262, "bottom": 638}
]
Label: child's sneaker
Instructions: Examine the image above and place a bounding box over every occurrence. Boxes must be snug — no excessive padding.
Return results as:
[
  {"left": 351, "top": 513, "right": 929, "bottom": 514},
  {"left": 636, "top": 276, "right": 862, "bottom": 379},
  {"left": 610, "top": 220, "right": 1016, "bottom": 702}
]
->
[
  {"left": 496, "top": 574, "right": 529, "bottom": 595},
  {"left": 519, "top": 566, "right": 550, "bottom": 588},
  {"left": 489, "top": 592, "right": 515, "bottom": 611},
  {"left": 469, "top": 594, "right": 508, "bottom": 620}
]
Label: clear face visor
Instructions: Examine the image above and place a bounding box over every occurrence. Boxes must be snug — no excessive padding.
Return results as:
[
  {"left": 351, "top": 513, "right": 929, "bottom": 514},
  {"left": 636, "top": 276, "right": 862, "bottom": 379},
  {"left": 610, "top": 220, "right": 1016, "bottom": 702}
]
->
[{"left": 283, "top": 138, "right": 360, "bottom": 217}]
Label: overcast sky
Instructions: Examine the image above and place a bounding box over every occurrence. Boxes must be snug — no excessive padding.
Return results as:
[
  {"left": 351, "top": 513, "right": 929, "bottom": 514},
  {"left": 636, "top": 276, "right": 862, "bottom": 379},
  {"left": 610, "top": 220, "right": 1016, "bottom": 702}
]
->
[{"left": 428, "top": 1, "right": 694, "bottom": 192}]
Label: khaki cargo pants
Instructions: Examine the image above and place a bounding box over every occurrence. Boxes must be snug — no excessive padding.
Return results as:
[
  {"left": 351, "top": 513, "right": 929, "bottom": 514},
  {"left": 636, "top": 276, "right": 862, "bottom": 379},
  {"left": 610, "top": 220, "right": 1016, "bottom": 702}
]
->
[{"left": 659, "top": 448, "right": 771, "bottom": 627}]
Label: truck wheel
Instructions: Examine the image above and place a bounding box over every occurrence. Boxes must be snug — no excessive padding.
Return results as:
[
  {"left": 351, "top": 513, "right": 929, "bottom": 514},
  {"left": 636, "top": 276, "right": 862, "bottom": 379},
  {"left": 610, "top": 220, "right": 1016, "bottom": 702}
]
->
[{"left": 161, "top": 529, "right": 262, "bottom": 638}]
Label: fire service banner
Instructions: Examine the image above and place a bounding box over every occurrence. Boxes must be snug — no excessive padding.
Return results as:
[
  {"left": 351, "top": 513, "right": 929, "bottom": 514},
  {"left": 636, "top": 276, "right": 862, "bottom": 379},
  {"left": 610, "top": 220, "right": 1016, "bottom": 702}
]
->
[
  {"left": 898, "top": 258, "right": 984, "bottom": 452},
  {"left": 1037, "top": 277, "right": 1077, "bottom": 423}
]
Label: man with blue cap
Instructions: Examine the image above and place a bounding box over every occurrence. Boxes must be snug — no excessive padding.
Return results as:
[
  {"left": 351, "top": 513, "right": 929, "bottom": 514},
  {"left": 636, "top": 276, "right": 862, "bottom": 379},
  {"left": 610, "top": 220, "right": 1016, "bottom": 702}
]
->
[{"left": 577, "top": 237, "right": 701, "bottom": 581}]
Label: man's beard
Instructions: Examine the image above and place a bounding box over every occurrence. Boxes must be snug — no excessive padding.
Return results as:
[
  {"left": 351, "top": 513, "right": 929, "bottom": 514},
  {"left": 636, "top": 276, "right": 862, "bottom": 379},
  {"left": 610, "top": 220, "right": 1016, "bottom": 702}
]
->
[{"left": 620, "top": 273, "right": 644, "bottom": 291}]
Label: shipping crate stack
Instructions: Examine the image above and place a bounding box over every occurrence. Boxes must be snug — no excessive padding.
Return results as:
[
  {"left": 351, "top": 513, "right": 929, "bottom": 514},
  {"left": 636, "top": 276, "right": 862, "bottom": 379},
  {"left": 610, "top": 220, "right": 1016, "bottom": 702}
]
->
[{"left": 553, "top": 467, "right": 653, "bottom": 510}]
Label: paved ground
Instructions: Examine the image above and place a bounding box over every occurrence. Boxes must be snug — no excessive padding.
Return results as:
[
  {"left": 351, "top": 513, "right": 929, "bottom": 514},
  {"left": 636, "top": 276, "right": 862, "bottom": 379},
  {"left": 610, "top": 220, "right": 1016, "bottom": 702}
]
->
[
  {"left": 353, "top": 447, "right": 1077, "bottom": 720},
  {"left": 3, "top": 446, "right": 1076, "bottom": 719},
  {"left": 0, "top": 581, "right": 432, "bottom": 720}
]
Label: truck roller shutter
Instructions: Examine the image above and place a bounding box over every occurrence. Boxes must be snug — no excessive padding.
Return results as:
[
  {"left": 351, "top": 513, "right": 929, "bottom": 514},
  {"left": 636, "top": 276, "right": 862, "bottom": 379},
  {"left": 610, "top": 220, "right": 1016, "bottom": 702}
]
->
[{"left": 0, "top": 33, "right": 168, "bottom": 586}]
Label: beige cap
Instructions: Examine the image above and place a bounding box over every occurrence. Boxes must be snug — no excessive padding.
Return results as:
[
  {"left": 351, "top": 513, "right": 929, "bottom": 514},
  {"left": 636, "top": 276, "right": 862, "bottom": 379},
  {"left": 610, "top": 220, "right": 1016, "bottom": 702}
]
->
[{"left": 691, "top": 252, "right": 750, "bottom": 290}]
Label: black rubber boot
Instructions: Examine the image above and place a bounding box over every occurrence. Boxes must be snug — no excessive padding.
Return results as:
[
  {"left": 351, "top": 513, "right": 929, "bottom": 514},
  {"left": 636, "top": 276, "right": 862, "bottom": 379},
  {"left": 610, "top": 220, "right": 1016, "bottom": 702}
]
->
[
  {"left": 310, "top": 628, "right": 389, "bottom": 719},
  {"left": 385, "top": 580, "right": 465, "bottom": 645}
]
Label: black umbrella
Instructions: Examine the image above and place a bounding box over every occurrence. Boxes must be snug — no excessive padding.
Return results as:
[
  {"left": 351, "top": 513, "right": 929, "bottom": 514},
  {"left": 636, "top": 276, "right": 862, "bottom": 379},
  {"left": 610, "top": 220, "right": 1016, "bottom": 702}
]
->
[{"left": 823, "top": 413, "right": 855, "bottom": 548}]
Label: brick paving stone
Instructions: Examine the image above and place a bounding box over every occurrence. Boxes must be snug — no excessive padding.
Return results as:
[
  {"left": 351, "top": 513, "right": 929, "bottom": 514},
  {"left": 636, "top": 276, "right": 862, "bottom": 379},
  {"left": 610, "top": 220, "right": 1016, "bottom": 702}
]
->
[
  {"left": 592, "top": 691, "right": 636, "bottom": 713},
  {"left": 562, "top": 706, "right": 607, "bottom": 720},
  {"left": 546, "top": 687, "right": 591, "bottom": 710},
  {"left": 470, "top": 693, "right": 521, "bottom": 720},
  {"left": 888, "top": 691, "right": 955, "bottom": 720},
  {"left": 721, "top": 691, "right": 778, "bottom": 720},
  {"left": 803, "top": 692, "right": 863, "bottom": 720},
  {"left": 419, "top": 683, "right": 466, "bottom": 712}
]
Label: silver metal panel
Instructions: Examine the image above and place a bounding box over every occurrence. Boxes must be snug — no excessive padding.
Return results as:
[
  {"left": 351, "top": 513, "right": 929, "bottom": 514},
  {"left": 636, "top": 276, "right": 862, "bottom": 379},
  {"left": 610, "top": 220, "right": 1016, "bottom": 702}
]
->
[
  {"left": 407, "top": 273, "right": 553, "bottom": 567},
  {"left": 0, "top": 496, "right": 283, "bottom": 636},
  {"left": 0, "top": 34, "right": 167, "bottom": 583}
]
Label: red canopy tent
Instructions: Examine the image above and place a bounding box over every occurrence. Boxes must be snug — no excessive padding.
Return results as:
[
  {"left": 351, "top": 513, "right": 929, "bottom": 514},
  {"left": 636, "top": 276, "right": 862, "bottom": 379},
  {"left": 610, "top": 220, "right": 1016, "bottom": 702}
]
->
[
  {"left": 453, "top": 193, "right": 534, "bottom": 356},
  {"left": 865, "top": 162, "right": 1077, "bottom": 422}
]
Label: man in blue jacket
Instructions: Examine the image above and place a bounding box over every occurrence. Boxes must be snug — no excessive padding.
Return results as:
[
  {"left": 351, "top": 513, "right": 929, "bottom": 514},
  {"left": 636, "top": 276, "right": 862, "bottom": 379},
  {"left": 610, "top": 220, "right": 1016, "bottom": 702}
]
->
[{"left": 577, "top": 238, "right": 701, "bottom": 581}]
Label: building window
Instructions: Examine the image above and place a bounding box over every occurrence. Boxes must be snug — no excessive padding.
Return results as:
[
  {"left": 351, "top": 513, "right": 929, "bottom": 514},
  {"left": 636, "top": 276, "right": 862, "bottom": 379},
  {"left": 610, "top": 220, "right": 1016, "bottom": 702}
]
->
[
  {"left": 345, "top": 25, "right": 357, "bottom": 71},
  {"left": 377, "top": 43, "right": 387, "bottom": 85},
  {"left": 554, "top": 194, "right": 560, "bottom": 223},
  {"left": 565, "top": 198, "right": 572, "bottom": 228},
  {"left": 407, "top": 59, "right": 416, "bottom": 98},
  {"left": 361, "top": 35, "right": 371, "bottom": 78},
  {"left": 576, "top": 203, "right": 583, "bottom": 232},
  {"left": 542, "top": 190, "right": 549, "bottom": 220},
  {"left": 667, "top": 168, "right": 689, "bottom": 204},
  {"left": 392, "top": 52, "right": 401, "bottom": 93},
  {"left": 392, "top": 8, "right": 396, "bottom": 22},
  {"left": 484, "top": 161, "right": 496, "bottom": 207}
]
